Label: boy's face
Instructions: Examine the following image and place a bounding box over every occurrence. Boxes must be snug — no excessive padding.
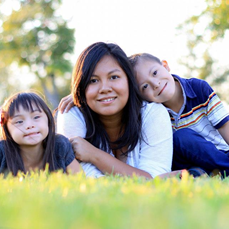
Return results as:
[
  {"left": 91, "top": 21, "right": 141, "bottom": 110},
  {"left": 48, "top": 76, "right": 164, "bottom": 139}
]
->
[{"left": 134, "top": 59, "right": 176, "bottom": 103}]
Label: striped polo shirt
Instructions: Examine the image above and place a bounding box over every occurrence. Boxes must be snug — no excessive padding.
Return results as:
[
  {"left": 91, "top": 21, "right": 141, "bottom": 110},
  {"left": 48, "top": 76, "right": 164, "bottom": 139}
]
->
[{"left": 167, "top": 74, "right": 229, "bottom": 151}]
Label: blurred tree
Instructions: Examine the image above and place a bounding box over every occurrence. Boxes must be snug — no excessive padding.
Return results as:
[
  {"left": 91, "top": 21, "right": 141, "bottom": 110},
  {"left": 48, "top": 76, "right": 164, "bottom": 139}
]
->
[
  {"left": 0, "top": 0, "right": 75, "bottom": 108},
  {"left": 179, "top": 0, "right": 229, "bottom": 102}
]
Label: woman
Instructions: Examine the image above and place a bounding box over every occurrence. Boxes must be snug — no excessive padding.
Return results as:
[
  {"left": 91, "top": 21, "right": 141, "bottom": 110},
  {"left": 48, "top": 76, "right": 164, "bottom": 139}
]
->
[{"left": 57, "top": 42, "right": 176, "bottom": 179}]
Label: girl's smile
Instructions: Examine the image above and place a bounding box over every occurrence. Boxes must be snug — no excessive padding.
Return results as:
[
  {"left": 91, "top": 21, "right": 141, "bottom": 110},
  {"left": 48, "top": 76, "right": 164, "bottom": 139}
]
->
[{"left": 7, "top": 104, "right": 49, "bottom": 147}]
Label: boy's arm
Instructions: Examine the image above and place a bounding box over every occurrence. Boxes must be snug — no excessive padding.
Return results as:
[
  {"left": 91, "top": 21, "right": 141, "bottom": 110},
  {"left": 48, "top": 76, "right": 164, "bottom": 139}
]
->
[
  {"left": 218, "top": 121, "right": 229, "bottom": 145},
  {"left": 58, "top": 94, "right": 74, "bottom": 113}
]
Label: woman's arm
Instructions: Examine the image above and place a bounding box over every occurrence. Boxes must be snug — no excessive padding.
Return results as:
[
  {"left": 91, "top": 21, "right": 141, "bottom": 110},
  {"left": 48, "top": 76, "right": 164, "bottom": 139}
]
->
[
  {"left": 57, "top": 104, "right": 174, "bottom": 179},
  {"left": 70, "top": 136, "right": 152, "bottom": 178},
  {"left": 57, "top": 107, "right": 152, "bottom": 178},
  {"left": 69, "top": 103, "right": 173, "bottom": 178},
  {"left": 57, "top": 108, "right": 104, "bottom": 178}
]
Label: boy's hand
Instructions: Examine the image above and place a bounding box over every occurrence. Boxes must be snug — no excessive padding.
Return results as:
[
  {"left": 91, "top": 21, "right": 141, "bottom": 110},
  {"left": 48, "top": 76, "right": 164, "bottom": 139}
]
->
[
  {"left": 218, "top": 121, "right": 229, "bottom": 145},
  {"left": 156, "top": 170, "right": 186, "bottom": 179},
  {"left": 58, "top": 94, "right": 74, "bottom": 113}
]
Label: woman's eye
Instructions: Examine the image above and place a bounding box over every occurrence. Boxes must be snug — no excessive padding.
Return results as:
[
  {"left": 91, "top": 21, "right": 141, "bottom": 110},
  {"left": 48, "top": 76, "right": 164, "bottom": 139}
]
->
[
  {"left": 142, "top": 84, "right": 148, "bottom": 91},
  {"left": 153, "top": 70, "right": 157, "bottom": 76},
  {"left": 89, "top": 78, "right": 98, "bottom": 84},
  {"left": 111, "top": 75, "right": 119, "bottom": 80}
]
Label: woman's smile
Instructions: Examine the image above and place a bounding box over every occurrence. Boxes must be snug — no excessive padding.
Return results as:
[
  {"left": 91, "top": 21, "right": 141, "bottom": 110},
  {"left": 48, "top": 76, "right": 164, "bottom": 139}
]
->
[
  {"left": 85, "top": 55, "right": 129, "bottom": 117},
  {"left": 98, "top": 97, "right": 117, "bottom": 103}
]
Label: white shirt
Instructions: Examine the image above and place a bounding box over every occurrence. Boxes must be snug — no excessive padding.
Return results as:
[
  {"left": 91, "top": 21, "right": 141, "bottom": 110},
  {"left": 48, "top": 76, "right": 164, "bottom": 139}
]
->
[{"left": 57, "top": 102, "right": 173, "bottom": 178}]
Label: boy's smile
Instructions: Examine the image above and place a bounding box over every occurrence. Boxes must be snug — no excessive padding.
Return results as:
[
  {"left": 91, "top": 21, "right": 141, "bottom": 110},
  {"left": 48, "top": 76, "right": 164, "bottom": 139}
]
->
[{"left": 134, "top": 59, "right": 176, "bottom": 104}]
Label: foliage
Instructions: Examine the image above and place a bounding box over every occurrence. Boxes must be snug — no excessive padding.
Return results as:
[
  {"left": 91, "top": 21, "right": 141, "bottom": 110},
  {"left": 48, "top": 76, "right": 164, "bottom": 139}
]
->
[
  {"left": 179, "top": 0, "right": 229, "bottom": 102},
  {"left": 0, "top": 171, "right": 229, "bottom": 229},
  {"left": 0, "top": 0, "right": 75, "bottom": 108}
]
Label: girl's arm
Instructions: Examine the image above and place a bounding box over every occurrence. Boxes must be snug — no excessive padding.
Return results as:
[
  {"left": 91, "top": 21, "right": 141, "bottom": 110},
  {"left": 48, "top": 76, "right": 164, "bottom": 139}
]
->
[{"left": 66, "top": 158, "right": 82, "bottom": 174}]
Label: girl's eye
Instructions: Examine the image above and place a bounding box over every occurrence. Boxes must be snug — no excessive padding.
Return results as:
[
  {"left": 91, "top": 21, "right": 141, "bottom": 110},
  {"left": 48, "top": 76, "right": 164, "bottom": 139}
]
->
[
  {"left": 34, "top": 115, "right": 41, "bottom": 120},
  {"left": 153, "top": 70, "right": 157, "bottom": 76},
  {"left": 89, "top": 78, "right": 98, "bottom": 84},
  {"left": 111, "top": 75, "right": 119, "bottom": 80},
  {"left": 142, "top": 84, "right": 149, "bottom": 91},
  {"left": 15, "top": 120, "right": 23, "bottom": 124}
]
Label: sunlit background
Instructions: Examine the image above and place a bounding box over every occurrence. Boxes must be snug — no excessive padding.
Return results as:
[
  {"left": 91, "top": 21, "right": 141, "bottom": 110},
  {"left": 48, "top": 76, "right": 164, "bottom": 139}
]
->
[
  {"left": 0, "top": 0, "right": 228, "bottom": 108},
  {"left": 61, "top": 0, "right": 205, "bottom": 74}
]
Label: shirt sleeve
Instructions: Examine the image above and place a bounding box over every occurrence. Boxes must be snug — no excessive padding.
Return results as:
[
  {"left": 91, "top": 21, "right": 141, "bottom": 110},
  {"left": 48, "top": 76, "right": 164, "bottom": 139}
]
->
[
  {"left": 0, "top": 141, "right": 7, "bottom": 173},
  {"left": 137, "top": 102, "right": 173, "bottom": 177},
  {"left": 55, "top": 134, "right": 75, "bottom": 167},
  {"left": 56, "top": 107, "right": 104, "bottom": 178},
  {"left": 201, "top": 80, "right": 229, "bottom": 128}
]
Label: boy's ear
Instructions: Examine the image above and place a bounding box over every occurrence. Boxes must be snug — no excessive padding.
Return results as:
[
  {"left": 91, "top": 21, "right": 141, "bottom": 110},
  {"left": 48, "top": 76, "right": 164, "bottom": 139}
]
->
[{"left": 162, "top": 60, "right": 170, "bottom": 72}]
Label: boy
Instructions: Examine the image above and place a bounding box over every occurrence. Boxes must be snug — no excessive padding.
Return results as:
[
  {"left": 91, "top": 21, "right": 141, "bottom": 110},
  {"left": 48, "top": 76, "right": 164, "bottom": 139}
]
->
[{"left": 129, "top": 53, "right": 229, "bottom": 176}]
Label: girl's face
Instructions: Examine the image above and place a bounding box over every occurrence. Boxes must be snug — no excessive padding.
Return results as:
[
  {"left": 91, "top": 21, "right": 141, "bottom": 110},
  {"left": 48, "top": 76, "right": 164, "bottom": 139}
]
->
[
  {"left": 7, "top": 103, "right": 49, "bottom": 147},
  {"left": 85, "top": 55, "right": 129, "bottom": 118}
]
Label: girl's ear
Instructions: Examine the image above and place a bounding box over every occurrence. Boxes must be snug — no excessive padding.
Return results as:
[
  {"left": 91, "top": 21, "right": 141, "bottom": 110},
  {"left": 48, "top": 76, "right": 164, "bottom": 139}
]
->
[{"left": 162, "top": 60, "right": 170, "bottom": 72}]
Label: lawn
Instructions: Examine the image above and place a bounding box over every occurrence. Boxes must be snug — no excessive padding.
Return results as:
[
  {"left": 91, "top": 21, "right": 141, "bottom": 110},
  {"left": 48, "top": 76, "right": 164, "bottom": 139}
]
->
[{"left": 0, "top": 171, "right": 229, "bottom": 229}]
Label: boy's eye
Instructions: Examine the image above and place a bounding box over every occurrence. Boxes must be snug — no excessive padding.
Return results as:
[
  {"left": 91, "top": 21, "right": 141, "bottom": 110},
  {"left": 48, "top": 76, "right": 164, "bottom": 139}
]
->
[
  {"left": 153, "top": 71, "right": 157, "bottom": 76},
  {"left": 111, "top": 75, "right": 119, "bottom": 80},
  {"left": 142, "top": 84, "right": 149, "bottom": 91}
]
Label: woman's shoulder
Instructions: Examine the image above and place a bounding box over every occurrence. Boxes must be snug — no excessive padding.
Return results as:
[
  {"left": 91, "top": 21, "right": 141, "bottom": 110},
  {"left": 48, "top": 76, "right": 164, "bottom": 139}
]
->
[
  {"left": 141, "top": 101, "right": 167, "bottom": 118},
  {"left": 56, "top": 106, "right": 87, "bottom": 138},
  {"left": 57, "top": 106, "right": 85, "bottom": 123},
  {"left": 59, "top": 106, "right": 83, "bottom": 117}
]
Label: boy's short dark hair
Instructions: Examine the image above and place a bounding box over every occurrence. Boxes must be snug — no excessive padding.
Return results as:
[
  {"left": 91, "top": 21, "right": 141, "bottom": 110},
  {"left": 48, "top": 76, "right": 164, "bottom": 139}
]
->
[{"left": 129, "top": 53, "right": 161, "bottom": 68}]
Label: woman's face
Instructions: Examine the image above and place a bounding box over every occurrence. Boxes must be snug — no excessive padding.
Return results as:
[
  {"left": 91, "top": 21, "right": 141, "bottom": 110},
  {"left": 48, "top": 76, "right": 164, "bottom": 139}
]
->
[{"left": 85, "top": 55, "right": 129, "bottom": 118}]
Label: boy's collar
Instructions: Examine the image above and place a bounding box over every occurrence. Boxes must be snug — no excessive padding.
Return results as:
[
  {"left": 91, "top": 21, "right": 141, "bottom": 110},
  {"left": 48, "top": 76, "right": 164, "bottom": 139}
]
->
[{"left": 172, "top": 74, "right": 197, "bottom": 99}]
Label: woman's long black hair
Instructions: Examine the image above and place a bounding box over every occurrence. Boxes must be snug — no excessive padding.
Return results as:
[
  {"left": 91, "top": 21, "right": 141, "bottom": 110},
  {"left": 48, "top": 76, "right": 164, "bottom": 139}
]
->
[
  {"left": 0, "top": 92, "right": 56, "bottom": 175},
  {"left": 71, "top": 42, "right": 143, "bottom": 155}
]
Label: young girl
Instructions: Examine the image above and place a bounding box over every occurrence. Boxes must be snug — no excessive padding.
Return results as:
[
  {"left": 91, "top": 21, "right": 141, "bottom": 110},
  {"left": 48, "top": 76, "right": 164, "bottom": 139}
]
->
[{"left": 0, "top": 91, "right": 81, "bottom": 176}]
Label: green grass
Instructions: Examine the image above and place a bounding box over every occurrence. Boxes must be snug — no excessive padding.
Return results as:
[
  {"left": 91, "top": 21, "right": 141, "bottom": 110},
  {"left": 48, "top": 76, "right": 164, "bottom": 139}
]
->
[{"left": 0, "top": 171, "right": 229, "bottom": 229}]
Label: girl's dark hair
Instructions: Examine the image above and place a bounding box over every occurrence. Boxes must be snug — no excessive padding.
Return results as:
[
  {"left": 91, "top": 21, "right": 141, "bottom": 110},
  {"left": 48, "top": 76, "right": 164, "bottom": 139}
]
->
[
  {"left": 71, "top": 42, "right": 143, "bottom": 154},
  {"left": 0, "top": 91, "right": 56, "bottom": 175}
]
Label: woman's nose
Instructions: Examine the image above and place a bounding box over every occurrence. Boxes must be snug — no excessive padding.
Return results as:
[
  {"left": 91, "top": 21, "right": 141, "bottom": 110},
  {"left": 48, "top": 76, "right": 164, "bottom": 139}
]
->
[{"left": 99, "top": 81, "right": 112, "bottom": 93}]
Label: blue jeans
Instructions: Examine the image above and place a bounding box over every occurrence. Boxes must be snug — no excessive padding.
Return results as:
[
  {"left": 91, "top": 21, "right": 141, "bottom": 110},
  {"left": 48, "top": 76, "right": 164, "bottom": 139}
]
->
[{"left": 172, "top": 128, "right": 229, "bottom": 176}]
